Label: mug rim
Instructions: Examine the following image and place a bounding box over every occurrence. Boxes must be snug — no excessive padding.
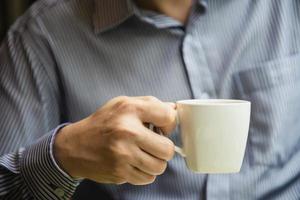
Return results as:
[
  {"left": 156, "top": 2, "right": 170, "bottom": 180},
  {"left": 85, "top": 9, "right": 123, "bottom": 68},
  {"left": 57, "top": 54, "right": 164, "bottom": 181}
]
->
[{"left": 176, "top": 99, "right": 251, "bottom": 106}]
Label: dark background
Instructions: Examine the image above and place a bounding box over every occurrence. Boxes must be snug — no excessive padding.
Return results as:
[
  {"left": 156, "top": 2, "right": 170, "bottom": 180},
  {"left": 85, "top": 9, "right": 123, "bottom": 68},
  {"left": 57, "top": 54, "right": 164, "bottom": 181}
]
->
[{"left": 0, "top": 0, "right": 35, "bottom": 42}]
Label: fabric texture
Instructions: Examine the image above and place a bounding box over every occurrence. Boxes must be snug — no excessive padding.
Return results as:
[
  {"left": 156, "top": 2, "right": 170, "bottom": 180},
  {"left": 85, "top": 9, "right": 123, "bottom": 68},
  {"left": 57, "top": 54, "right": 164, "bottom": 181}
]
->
[{"left": 0, "top": 0, "right": 300, "bottom": 199}]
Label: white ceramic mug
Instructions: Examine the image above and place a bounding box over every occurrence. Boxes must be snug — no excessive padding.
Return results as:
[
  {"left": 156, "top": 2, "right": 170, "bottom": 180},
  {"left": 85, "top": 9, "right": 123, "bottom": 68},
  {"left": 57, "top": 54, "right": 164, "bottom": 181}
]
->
[{"left": 174, "top": 99, "right": 251, "bottom": 173}]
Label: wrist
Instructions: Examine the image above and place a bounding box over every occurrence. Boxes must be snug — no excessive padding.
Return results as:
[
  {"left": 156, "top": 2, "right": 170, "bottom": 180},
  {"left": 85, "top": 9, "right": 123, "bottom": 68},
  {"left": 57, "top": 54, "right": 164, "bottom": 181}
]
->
[{"left": 53, "top": 123, "right": 81, "bottom": 179}]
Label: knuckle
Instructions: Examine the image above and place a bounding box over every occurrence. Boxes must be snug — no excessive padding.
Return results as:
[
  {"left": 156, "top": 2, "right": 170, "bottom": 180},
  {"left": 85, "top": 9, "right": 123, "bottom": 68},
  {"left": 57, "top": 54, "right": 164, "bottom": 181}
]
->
[
  {"left": 144, "top": 96, "right": 158, "bottom": 102},
  {"left": 162, "top": 108, "right": 175, "bottom": 124},
  {"left": 109, "top": 142, "right": 131, "bottom": 161},
  {"left": 115, "top": 121, "right": 130, "bottom": 133},
  {"left": 115, "top": 96, "right": 130, "bottom": 102},
  {"left": 115, "top": 144, "right": 132, "bottom": 160},
  {"left": 114, "top": 120, "right": 140, "bottom": 139},
  {"left": 116, "top": 96, "right": 136, "bottom": 112}
]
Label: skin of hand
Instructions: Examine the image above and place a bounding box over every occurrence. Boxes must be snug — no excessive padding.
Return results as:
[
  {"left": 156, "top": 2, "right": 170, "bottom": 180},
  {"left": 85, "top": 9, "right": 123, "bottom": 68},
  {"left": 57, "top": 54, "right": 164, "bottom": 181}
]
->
[{"left": 54, "top": 96, "right": 177, "bottom": 185}]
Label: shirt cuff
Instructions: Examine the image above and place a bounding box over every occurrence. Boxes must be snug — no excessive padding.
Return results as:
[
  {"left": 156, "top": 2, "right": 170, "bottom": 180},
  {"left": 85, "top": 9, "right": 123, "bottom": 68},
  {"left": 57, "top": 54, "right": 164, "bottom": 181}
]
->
[{"left": 20, "top": 124, "right": 80, "bottom": 200}]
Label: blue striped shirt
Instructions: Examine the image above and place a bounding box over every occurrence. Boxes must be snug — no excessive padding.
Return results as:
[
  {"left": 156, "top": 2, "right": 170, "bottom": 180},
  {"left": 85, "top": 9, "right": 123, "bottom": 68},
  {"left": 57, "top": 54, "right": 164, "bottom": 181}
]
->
[{"left": 1, "top": 0, "right": 300, "bottom": 199}]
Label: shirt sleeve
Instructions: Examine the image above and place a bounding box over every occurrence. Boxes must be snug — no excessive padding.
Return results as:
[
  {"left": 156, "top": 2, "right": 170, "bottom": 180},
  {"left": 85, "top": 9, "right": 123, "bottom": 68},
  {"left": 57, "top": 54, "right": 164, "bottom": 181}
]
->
[
  {"left": 0, "top": 125, "right": 79, "bottom": 200},
  {"left": 0, "top": 14, "right": 79, "bottom": 199}
]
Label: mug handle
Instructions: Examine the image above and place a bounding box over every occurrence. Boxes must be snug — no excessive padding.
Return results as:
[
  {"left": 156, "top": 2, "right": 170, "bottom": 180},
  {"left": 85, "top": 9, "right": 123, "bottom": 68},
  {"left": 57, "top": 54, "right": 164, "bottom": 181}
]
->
[
  {"left": 174, "top": 146, "right": 186, "bottom": 157},
  {"left": 149, "top": 123, "right": 186, "bottom": 157}
]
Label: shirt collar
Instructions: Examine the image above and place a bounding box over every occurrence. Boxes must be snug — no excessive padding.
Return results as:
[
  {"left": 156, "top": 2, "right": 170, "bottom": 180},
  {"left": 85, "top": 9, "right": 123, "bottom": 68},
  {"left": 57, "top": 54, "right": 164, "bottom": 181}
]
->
[
  {"left": 93, "top": 0, "right": 207, "bottom": 33},
  {"left": 93, "top": 0, "right": 134, "bottom": 33}
]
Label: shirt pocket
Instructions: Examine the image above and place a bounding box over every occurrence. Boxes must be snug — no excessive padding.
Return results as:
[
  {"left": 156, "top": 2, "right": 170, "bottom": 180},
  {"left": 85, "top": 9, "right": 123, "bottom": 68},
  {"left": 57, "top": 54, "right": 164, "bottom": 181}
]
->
[{"left": 233, "top": 54, "right": 300, "bottom": 166}]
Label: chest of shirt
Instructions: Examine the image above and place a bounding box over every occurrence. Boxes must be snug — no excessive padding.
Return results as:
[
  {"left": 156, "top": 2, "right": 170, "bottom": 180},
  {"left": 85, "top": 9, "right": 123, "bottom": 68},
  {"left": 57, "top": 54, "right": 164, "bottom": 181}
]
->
[{"left": 37, "top": 0, "right": 300, "bottom": 198}]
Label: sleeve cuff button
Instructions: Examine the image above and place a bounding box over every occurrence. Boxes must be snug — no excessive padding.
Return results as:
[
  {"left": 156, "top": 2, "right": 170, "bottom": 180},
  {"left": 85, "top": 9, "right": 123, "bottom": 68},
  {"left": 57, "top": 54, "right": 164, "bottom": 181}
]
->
[{"left": 54, "top": 188, "right": 65, "bottom": 197}]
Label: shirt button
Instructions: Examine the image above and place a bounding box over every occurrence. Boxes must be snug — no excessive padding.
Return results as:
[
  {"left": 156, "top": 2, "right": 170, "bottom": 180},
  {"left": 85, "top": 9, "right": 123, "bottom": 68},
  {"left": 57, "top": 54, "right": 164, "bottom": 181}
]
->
[
  {"left": 54, "top": 188, "right": 65, "bottom": 197},
  {"left": 201, "top": 93, "right": 210, "bottom": 99},
  {"left": 184, "top": 34, "right": 193, "bottom": 43}
]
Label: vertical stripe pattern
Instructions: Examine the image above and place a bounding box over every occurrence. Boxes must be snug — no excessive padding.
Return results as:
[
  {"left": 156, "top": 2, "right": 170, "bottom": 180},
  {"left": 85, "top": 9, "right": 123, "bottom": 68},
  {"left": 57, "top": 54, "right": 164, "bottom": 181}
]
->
[{"left": 0, "top": 0, "right": 300, "bottom": 199}]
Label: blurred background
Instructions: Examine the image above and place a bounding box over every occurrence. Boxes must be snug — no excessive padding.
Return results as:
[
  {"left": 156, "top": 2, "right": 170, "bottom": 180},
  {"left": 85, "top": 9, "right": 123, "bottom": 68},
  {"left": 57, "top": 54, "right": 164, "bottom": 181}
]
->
[{"left": 0, "top": 0, "right": 35, "bottom": 42}]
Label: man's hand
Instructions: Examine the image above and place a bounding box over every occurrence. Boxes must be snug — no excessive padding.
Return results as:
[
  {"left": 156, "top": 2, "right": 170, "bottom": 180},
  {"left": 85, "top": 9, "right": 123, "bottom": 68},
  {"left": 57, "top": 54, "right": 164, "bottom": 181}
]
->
[{"left": 54, "top": 96, "right": 176, "bottom": 185}]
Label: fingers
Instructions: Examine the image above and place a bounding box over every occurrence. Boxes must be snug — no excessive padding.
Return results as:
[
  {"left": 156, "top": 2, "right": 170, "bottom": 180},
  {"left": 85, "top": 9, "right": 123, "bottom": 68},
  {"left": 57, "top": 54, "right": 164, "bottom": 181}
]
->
[
  {"left": 127, "top": 165, "right": 156, "bottom": 185},
  {"left": 109, "top": 96, "right": 176, "bottom": 134},
  {"left": 135, "top": 124, "right": 175, "bottom": 161},
  {"left": 135, "top": 96, "right": 177, "bottom": 135},
  {"left": 129, "top": 147, "right": 167, "bottom": 176}
]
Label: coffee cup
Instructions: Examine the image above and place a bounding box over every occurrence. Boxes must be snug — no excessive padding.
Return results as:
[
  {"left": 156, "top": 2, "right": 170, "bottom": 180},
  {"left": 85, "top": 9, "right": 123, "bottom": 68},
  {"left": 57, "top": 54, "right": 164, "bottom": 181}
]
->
[{"left": 173, "top": 99, "right": 251, "bottom": 173}]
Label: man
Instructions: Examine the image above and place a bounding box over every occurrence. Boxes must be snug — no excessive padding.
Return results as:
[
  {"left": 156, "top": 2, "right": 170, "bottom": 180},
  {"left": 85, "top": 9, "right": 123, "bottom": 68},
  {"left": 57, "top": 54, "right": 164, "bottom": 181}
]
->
[{"left": 1, "top": 0, "right": 300, "bottom": 199}]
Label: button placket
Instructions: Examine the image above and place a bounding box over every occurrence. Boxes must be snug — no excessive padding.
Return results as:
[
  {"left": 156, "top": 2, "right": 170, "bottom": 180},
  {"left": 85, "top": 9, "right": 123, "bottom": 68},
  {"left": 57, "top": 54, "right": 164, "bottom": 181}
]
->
[
  {"left": 206, "top": 175, "right": 230, "bottom": 200},
  {"left": 181, "top": 32, "right": 215, "bottom": 99}
]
